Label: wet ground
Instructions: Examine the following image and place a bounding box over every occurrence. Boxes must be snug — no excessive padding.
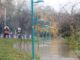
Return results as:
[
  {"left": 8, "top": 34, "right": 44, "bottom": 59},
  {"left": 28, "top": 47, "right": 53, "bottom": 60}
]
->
[
  {"left": 39, "top": 38, "right": 78, "bottom": 60},
  {"left": 13, "top": 37, "right": 79, "bottom": 60}
]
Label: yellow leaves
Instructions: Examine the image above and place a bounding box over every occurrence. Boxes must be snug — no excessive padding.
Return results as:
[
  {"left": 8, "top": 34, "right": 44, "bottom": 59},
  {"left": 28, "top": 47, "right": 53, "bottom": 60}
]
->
[
  {"left": 50, "top": 22, "right": 59, "bottom": 37},
  {"left": 44, "top": 16, "right": 48, "bottom": 21},
  {"left": 38, "top": 26, "right": 47, "bottom": 32},
  {"left": 35, "top": 22, "right": 59, "bottom": 37}
]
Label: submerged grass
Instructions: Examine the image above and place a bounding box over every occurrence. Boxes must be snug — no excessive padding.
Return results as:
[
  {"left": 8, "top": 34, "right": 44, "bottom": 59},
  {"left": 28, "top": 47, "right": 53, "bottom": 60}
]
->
[{"left": 0, "top": 38, "right": 39, "bottom": 60}]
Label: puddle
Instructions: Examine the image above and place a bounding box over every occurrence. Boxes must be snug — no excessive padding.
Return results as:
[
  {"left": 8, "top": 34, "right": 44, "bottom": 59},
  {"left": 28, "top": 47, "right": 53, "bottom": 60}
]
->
[{"left": 13, "top": 41, "right": 39, "bottom": 55}]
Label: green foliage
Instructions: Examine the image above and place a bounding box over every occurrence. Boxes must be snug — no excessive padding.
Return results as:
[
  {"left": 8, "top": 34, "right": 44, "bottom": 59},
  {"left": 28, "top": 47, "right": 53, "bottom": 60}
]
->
[
  {"left": 0, "top": 38, "right": 39, "bottom": 60},
  {"left": 65, "top": 36, "right": 77, "bottom": 50},
  {"left": 65, "top": 31, "right": 80, "bottom": 56},
  {"left": 60, "top": 22, "right": 71, "bottom": 37}
]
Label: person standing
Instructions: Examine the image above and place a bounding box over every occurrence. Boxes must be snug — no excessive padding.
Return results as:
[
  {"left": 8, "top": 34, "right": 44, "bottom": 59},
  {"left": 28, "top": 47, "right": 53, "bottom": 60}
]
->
[
  {"left": 3, "top": 26, "right": 9, "bottom": 38},
  {"left": 17, "top": 27, "right": 22, "bottom": 39}
]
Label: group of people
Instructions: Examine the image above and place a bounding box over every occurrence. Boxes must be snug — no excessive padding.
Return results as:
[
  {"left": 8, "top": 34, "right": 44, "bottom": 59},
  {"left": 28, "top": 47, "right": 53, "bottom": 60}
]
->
[
  {"left": 1, "top": 26, "right": 31, "bottom": 39},
  {"left": 3, "top": 26, "right": 22, "bottom": 38}
]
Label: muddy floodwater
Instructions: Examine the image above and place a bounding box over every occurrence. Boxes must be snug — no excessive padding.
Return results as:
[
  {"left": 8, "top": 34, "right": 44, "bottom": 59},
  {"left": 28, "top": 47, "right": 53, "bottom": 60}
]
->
[{"left": 13, "top": 38, "right": 78, "bottom": 60}]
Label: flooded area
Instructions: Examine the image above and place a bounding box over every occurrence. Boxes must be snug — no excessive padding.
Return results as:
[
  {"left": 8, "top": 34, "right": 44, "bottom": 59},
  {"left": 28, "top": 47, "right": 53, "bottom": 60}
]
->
[
  {"left": 39, "top": 38, "right": 78, "bottom": 60},
  {"left": 13, "top": 41, "right": 39, "bottom": 55},
  {"left": 13, "top": 42, "right": 32, "bottom": 53},
  {"left": 0, "top": 0, "right": 80, "bottom": 60},
  {"left": 13, "top": 37, "right": 79, "bottom": 60}
]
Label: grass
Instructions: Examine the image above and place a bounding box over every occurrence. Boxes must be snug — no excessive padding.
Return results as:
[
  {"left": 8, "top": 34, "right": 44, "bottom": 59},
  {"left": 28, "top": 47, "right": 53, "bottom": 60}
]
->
[
  {"left": 64, "top": 34, "right": 80, "bottom": 57},
  {"left": 0, "top": 38, "right": 40, "bottom": 60}
]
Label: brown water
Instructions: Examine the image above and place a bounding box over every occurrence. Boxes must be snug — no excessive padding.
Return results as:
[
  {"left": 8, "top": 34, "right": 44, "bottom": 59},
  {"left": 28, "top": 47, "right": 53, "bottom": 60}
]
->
[
  {"left": 39, "top": 38, "right": 78, "bottom": 60},
  {"left": 13, "top": 38, "right": 79, "bottom": 60}
]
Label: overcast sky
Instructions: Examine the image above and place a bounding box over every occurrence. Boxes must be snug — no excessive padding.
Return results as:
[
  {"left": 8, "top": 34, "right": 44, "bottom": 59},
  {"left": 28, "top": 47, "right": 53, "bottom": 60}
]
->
[
  {"left": 43, "top": 0, "right": 80, "bottom": 11},
  {"left": 27, "top": 0, "right": 80, "bottom": 12}
]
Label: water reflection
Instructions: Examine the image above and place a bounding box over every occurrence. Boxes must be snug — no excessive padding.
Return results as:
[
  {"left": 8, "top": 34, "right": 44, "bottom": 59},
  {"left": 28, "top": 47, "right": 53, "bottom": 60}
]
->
[
  {"left": 13, "top": 38, "right": 78, "bottom": 60},
  {"left": 13, "top": 42, "right": 32, "bottom": 53},
  {"left": 13, "top": 41, "right": 38, "bottom": 55}
]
